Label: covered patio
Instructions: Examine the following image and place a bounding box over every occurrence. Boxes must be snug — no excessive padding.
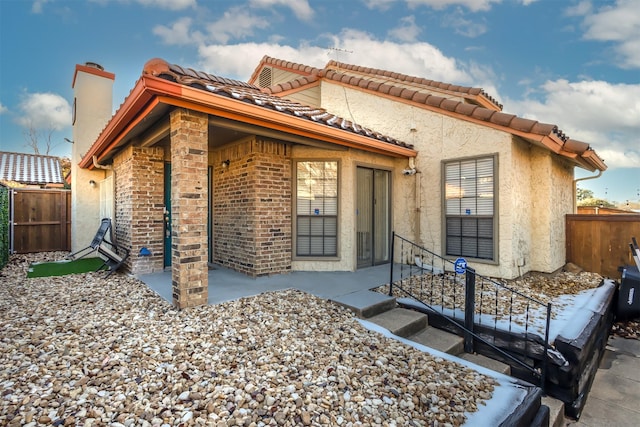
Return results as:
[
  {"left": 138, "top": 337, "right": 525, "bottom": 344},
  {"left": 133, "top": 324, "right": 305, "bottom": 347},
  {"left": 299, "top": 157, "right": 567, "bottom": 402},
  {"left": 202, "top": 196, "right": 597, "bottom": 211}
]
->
[{"left": 138, "top": 263, "right": 402, "bottom": 306}]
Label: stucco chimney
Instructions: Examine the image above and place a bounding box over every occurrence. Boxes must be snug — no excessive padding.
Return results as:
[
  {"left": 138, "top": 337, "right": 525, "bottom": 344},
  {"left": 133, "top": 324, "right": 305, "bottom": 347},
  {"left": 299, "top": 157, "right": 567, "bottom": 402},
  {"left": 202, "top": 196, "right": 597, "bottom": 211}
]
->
[{"left": 70, "top": 62, "right": 115, "bottom": 252}]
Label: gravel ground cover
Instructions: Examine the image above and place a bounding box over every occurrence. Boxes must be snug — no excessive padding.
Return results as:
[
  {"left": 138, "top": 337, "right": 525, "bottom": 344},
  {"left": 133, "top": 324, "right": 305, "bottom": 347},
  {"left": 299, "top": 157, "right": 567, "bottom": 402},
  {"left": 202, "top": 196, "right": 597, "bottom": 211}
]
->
[{"left": 1, "top": 253, "right": 498, "bottom": 427}]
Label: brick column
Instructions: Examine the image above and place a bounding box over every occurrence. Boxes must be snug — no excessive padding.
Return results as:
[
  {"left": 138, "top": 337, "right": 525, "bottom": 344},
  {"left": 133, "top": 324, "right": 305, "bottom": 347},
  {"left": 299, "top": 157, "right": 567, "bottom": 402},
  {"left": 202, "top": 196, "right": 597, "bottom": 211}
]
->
[{"left": 170, "top": 108, "right": 209, "bottom": 308}]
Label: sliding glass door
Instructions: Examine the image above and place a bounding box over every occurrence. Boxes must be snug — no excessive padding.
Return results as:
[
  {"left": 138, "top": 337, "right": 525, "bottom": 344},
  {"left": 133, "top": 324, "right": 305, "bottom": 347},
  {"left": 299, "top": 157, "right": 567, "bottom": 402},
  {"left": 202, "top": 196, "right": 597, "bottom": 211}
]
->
[{"left": 356, "top": 167, "right": 391, "bottom": 268}]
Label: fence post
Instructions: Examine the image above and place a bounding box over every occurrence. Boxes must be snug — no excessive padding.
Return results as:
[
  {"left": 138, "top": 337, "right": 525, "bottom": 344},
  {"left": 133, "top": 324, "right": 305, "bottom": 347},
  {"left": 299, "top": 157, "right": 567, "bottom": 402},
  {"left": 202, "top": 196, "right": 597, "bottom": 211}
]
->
[
  {"left": 464, "top": 267, "right": 476, "bottom": 353},
  {"left": 388, "top": 231, "right": 395, "bottom": 297}
]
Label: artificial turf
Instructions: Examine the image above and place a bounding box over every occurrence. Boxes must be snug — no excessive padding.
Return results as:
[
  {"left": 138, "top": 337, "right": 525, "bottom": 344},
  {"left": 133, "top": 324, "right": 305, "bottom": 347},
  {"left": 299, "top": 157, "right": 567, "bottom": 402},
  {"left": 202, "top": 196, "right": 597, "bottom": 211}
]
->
[{"left": 27, "top": 257, "right": 105, "bottom": 278}]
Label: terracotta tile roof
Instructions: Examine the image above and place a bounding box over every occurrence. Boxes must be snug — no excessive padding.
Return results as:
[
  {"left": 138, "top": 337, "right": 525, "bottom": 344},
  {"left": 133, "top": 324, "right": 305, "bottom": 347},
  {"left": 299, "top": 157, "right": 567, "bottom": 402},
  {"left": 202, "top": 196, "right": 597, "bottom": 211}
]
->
[
  {"left": 264, "top": 74, "right": 321, "bottom": 94},
  {"left": 145, "top": 59, "right": 413, "bottom": 150},
  {"left": 0, "top": 151, "right": 64, "bottom": 185},
  {"left": 248, "top": 56, "right": 321, "bottom": 84},
  {"left": 253, "top": 56, "right": 606, "bottom": 172},
  {"left": 324, "top": 60, "right": 503, "bottom": 110}
]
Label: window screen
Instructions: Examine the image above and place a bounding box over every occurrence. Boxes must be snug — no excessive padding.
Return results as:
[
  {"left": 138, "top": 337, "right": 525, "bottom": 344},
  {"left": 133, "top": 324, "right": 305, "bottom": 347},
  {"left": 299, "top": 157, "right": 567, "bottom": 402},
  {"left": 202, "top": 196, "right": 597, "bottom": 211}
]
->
[
  {"left": 296, "top": 161, "right": 338, "bottom": 256},
  {"left": 444, "top": 157, "right": 495, "bottom": 260}
]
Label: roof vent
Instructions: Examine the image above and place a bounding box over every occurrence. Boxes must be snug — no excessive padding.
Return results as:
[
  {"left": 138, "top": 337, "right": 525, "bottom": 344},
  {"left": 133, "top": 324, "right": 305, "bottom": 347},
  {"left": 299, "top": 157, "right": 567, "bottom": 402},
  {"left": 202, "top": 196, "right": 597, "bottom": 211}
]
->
[
  {"left": 85, "top": 62, "right": 104, "bottom": 71},
  {"left": 258, "top": 67, "right": 272, "bottom": 88}
]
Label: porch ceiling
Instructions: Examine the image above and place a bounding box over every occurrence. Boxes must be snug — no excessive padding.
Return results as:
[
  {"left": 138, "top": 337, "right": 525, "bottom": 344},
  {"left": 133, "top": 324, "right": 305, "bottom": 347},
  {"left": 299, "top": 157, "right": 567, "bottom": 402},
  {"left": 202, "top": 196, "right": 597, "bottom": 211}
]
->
[{"left": 95, "top": 103, "right": 349, "bottom": 164}]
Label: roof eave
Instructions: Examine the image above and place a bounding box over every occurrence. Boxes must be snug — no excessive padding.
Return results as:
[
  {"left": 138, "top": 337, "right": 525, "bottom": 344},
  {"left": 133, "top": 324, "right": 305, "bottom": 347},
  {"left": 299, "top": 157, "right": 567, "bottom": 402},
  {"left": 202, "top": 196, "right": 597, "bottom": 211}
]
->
[{"left": 82, "top": 75, "right": 416, "bottom": 167}]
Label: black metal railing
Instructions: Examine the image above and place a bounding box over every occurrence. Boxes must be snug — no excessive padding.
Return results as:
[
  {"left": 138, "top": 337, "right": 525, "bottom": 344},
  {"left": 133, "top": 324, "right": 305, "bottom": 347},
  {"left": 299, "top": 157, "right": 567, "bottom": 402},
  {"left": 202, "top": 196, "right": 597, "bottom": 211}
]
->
[{"left": 387, "top": 232, "right": 551, "bottom": 389}]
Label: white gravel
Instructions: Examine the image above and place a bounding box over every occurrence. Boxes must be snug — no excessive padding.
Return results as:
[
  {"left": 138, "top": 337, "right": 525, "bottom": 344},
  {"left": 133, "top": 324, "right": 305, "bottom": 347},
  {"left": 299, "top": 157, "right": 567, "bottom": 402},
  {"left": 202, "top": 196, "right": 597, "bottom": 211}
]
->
[{"left": 1, "top": 252, "right": 498, "bottom": 426}]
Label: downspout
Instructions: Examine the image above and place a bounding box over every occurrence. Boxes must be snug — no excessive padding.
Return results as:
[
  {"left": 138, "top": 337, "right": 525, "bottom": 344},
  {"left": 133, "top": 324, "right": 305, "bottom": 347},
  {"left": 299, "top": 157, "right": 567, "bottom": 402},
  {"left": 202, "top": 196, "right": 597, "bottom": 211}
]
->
[
  {"left": 415, "top": 169, "right": 423, "bottom": 246},
  {"left": 92, "top": 156, "right": 112, "bottom": 170},
  {"left": 573, "top": 170, "right": 603, "bottom": 214}
]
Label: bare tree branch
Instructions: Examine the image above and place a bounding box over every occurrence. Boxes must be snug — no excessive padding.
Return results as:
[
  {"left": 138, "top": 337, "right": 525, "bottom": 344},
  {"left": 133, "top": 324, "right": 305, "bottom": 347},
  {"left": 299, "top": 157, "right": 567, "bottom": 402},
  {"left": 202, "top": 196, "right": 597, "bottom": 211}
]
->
[{"left": 22, "top": 121, "right": 57, "bottom": 155}]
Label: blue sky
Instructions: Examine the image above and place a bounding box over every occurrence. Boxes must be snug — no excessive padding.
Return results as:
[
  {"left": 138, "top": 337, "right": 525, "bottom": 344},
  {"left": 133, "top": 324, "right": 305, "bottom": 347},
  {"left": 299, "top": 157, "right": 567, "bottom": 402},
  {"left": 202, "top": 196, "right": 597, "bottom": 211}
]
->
[{"left": 0, "top": 0, "right": 638, "bottom": 204}]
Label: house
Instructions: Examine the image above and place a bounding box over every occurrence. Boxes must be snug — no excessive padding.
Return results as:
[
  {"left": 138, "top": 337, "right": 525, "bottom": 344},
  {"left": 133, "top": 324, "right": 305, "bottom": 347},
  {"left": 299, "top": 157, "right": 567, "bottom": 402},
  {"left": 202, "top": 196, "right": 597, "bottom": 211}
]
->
[
  {"left": 71, "top": 59, "right": 415, "bottom": 308},
  {"left": 71, "top": 57, "right": 606, "bottom": 308},
  {"left": 248, "top": 57, "right": 607, "bottom": 279},
  {"left": 0, "top": 151, "right": 65, "bottom": 188}
]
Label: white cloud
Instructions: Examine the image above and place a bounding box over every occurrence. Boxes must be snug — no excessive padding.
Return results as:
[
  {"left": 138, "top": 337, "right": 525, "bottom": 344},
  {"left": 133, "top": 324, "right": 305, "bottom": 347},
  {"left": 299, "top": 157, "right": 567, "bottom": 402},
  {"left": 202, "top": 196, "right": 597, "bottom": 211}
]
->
[
  {"left": 575, "top": 0, "right": 640, "bottom": 69},
  {"left": 249, "top": 0, "right": 314, "bottom": 21},
  {"left": 16, "top": 93, "right": 71, "bottom": 131},
  {"left": 405, "top": 0, "right": 500, "bottom": 12},
  {"left": 505, "top": 79, "right": 640, "bottom": 169},
  {"left": 362, "top": 0, "right": 397, "bottom": 10},
  {"left": 89, "top": 0, "right": 196, "bottom": 10},
  {"left": 388, "top": 15, "right": 422, "bottom": 42},
  {"left": 197, "top": 28, "right": 479, "bottom": 88},
  {"left": 0, "top": 102, "right": 7, "bottom": 115},
  {"left": 153, "top": 17, "right": 204, "bottom": 45},
  {"left": 134, "top": 0, "right": 196, "bottom": 10},
  {"left": 198, "top": 42, "right": 327, "bottom": 79},
  {"left": 206, "top": 7, "right": 271, "bottom": 44},
  {"left": 31, "top": 0, "right": 50, "bottom": 13},
  {"left": 365, "top": 0, "right": 536, "bottom": 11},
  {"left": 564, "top": 0, "right": 592, "bottom": 17},
  {"left": 442, "top": 8, "right": 487, "bottom": 37},
  {"left": 328, "top": 29, "right": 472, "bottom": 83}
]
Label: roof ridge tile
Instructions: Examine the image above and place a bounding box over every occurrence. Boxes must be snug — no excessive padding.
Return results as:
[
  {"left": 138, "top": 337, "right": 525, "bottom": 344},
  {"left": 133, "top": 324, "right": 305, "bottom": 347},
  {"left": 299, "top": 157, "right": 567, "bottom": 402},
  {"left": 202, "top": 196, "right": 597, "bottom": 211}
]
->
[{"left": 327, "top": 60, "right": 503, "bottom": 109}]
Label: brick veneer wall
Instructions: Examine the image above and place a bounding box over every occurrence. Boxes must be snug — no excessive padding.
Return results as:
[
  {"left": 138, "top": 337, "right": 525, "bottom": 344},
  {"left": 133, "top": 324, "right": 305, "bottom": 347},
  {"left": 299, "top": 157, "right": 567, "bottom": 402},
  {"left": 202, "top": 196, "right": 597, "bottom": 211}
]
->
[
  {"left": 112, "top": 145, "right": 165, "bottom": 274},
  {"left": 170, "top": 109, "right": 209, "bottom": 308},
  {"left": 214, "top": 137, "right": 292, "bottom": 276}
]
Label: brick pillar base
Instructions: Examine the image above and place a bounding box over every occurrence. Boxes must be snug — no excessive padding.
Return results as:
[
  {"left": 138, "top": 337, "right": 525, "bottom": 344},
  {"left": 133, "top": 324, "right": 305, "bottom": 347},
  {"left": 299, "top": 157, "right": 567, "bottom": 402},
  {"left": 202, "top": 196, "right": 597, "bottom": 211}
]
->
[{"left": 170, "top": 108, "right": 209, "bottom": 308}]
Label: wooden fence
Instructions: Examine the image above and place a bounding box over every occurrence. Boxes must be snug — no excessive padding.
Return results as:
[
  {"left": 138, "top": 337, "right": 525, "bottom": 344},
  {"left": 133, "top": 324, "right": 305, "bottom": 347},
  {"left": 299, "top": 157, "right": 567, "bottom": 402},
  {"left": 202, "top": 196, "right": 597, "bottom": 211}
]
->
[
  {"left": 10, "top": 188, "right": 71, "bottom": 253},
  {"left": 566, "top": 214, "right": 640, "bottom": 279}
]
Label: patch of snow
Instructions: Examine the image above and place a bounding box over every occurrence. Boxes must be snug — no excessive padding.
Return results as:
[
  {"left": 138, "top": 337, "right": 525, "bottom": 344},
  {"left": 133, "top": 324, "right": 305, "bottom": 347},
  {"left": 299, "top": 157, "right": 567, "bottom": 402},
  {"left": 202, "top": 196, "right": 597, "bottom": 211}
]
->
[
  {"left": 398, "top": 279, "right": 617, "bottom": 345},
  {"left": 549, "top": 279, "right": 616, "bottom": 341}
]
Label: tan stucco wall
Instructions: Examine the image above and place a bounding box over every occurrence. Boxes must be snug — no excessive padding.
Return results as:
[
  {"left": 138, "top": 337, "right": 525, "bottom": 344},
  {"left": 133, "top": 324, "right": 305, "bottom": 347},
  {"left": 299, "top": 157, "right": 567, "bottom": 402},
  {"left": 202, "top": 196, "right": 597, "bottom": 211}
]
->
[
  {"left": 319, "top": 82, "right": 573, "bottom": 278},
  {"left": 71, "top": 68, "right": 113, "bottom": 252},
  {"left": 290, "top": 145, "right": 407, "bottom": 271},
  {"left": 528, "top": 146, "right": 574, "bottom": 273},
  {"left": 505, "top": 138, "right": 533, "bottom": 277}
]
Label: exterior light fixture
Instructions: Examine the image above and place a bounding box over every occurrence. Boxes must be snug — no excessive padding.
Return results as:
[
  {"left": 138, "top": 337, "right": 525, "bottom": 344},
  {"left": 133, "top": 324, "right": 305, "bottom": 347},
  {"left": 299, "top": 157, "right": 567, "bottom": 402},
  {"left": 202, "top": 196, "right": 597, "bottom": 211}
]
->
[
  {"left": 222, "top": 159, "right": 230, "bottom": 168},
  {"left": 89, "top": 180, "right": 96, "bottom": 187}
]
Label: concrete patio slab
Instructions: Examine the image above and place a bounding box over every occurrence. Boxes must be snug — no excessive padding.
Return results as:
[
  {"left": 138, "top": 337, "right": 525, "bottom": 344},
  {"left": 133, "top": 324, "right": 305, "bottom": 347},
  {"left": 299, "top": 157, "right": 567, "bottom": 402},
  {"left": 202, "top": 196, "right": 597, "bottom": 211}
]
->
[{"left": 138, "top": 263, "right": 402, "bottom": 305}]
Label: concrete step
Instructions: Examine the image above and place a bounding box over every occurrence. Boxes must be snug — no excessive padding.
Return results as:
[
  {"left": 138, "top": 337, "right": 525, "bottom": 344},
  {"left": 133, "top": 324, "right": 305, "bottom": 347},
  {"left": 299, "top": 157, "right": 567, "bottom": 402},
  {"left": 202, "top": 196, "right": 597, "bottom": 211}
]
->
[
  {"left": 542, "top": 396, "right": 565, "bottom": 427},
  {"left": 408, "top": 326, "right": 464, "bottom": 355},
  {"left": 459, "top": 352, "right": 511, "bottom": 375},
  {"left": 331, "top": 290, "right": 397, "bottom": 318},
  {"left": 368, "top": 308, "right": 428, "bottom": 338}
]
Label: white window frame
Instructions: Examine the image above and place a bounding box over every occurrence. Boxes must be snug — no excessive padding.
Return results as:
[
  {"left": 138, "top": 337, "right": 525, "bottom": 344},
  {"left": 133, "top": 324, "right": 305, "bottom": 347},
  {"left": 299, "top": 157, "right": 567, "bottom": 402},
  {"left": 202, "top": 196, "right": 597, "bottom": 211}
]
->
[
  {"left": 442, "top": 154, "right": 497, "bottom": 262},
  {"left": 293, "top": 160, "right": 339, "bottom": 258}
]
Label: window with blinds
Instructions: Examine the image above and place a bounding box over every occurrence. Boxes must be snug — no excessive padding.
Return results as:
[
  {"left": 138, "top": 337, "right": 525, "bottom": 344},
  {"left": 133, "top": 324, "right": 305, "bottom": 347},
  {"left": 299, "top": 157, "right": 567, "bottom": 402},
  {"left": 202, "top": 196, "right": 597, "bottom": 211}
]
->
[
  {"left": 296, "top": 161, "right": 338, "bottom": 257},
  {"left": 444, "top": 156, "right": 495, "bottom": 260}
]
